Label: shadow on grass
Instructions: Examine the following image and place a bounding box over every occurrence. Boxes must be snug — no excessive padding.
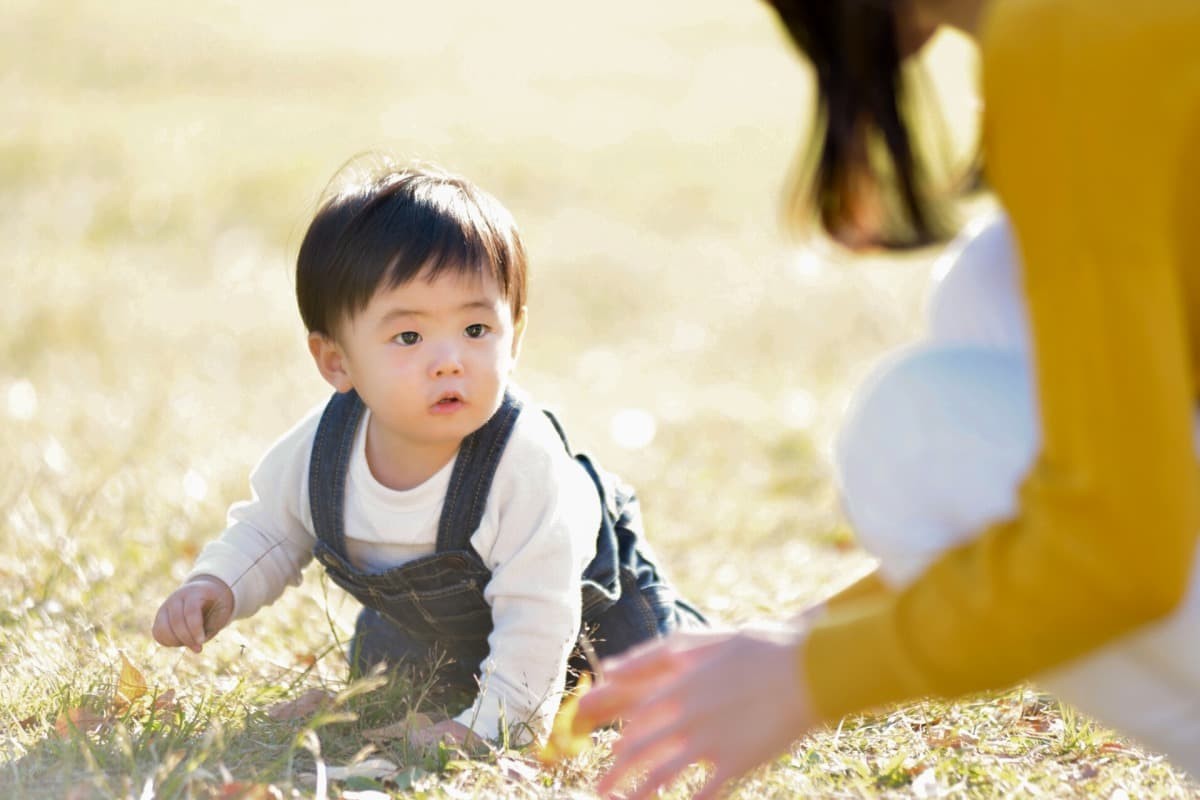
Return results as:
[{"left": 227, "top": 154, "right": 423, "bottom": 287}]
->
[{"left": 3, "top": 658, "right": 503, "bottom": 800}]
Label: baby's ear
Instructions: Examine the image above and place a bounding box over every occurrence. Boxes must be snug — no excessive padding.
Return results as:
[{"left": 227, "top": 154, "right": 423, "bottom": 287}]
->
[
  {"left": 510, "top": 306, "right": 528, "bottom": 362},
  {"left": 308, "top": 332, "right": 354, "bottom": 393}
]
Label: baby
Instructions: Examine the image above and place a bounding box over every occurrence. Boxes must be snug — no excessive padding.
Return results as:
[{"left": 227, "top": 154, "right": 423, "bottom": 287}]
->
[{"left": 152, "top": 159, "right": 702, "bottom": 746}]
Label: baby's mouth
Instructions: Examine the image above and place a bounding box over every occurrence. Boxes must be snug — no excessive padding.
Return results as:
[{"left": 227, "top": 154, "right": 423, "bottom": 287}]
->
[{"left": 433, "top": 392, "right": 464, "bottom": 410}]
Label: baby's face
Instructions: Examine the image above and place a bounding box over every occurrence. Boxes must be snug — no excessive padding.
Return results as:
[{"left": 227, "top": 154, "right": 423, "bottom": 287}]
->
[{"left": 335, "top": 265, "right": 523, "bottom": 460}]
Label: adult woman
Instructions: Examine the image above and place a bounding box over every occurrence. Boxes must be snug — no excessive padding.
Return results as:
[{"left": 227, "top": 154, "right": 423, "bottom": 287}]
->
[{"left": 578, "top": 1, "right": 1200, "bottom": 797}]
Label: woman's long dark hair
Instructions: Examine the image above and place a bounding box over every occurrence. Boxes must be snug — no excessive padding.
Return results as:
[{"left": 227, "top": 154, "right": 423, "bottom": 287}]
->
[{"left": 767, "top": 0, "right": 951, "bottom": 248}]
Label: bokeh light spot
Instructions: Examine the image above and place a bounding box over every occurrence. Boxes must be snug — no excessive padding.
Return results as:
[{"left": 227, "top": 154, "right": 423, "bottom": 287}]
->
[
  {"left": 609, "top": 408, "right": 657, "bottom": 450},
  {"left": 7, "top": 380, "right": 38, "bottom": 420}
]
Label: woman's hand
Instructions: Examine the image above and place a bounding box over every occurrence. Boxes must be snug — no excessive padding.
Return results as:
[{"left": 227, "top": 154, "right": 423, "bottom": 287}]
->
[
  {"left": 577, "top": 624, "right": 818, "bottom": 800},
  {"left": 151, "top": 575, "right": 235, "bottom": 653}
]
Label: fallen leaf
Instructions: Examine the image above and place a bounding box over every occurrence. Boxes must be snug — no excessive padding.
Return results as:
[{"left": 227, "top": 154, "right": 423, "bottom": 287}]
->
[
  {"left": 153, "top": 688, "right": 178, "bottom": 713},
  {"left": 117, "top": 651, "right": 149, "bottom": 704},
  {"left": 537, "top": 673, "right": 592, "bottom": 764},
  {"left": 924, "top": 734, "right": 966, "bottom": 750},
  {"left": 266, "top": 688, "right": 332, "bottom": 721},
  {"left": 294, "top": 652, "right": 318, "bottom": 668},
  {"left": 54, "top": 708, "right": 109, "bottom": 739},
  {"left": 362, "top": 711, "right": 433, "bottom": 741},
  {"left": 216, "top": 782, "right": 283, "bottom": 799},
  {"left": 18, "top": 713, "right": 40, "bottom": 730},
  {"left": 64, "top": 783, "right": 94, "bottom": 800}
]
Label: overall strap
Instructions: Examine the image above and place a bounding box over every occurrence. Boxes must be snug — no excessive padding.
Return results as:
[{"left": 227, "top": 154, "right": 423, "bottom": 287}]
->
[
  {"left": 435, "top": 390, "right": 524, "bottom": 552},
  {"left": 308, "top": 389, "right": 367, "bottom": 556},
  {"left": 541, "top": 407, "right": 573, "bottom": 454}
]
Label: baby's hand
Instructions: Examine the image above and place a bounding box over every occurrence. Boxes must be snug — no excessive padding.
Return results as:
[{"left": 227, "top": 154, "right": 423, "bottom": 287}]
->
[{"left": 152, "top": 575, "right": 235, "bottom": 653}]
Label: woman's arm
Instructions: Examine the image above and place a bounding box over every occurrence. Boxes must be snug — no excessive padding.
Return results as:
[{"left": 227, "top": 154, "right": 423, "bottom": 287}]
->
[{"left": 805, "top": 0, "right": 1200, "bottom": 722}]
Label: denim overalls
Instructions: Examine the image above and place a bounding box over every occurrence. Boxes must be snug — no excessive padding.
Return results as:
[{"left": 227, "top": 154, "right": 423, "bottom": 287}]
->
[{"left": 308, "top": 388, "right": 705, "bottom": 694}]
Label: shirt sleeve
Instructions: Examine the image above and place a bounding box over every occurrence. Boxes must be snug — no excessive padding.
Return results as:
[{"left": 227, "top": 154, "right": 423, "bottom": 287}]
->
[
  {"left": 804, "top": 0, "right": 1200, "bottom": 722},
  {"left": 453, "top": 413, "right": 599, "bottom": 743},
  {"left": 188, "top": 408, "right": 321, "bottom": 620}
]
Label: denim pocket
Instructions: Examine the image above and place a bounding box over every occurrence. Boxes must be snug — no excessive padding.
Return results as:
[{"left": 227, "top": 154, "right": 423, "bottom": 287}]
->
[
  {"left": 313, "top": 543, "right": 494, "bottom": 643},
  {"left": 376, "top": 581, "right": 494, "bottom": 642}
]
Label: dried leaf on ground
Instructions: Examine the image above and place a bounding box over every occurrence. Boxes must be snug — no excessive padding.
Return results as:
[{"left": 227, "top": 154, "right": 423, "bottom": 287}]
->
[
  {"left": 114, "top": 651, "right": 149, "bottom": 711},
  {"left": 152, "top": 688, "right": 178, "bottom": 713},
  {"left": 55, "top": 708, "right": 110, "bottom": 739},
  {"left": 537, "top": 672, "right": 592, "bottom": 764},
  {"left": 362, "top": 711, "right": 433, "bottom": 741},
  {"left": 64, "top": 783, "right": 98, "bottom": 800},
  {"left": 215, "top": 782, "right": 284, "bottom": 799},
  {"left": 265, "top": 688, "right": 333, "bottom": 721}
]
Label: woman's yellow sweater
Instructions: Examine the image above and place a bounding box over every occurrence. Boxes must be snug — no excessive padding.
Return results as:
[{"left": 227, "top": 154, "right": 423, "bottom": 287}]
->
[{"left": 804, "top": 0, "right": 1200, "bottom": 722}]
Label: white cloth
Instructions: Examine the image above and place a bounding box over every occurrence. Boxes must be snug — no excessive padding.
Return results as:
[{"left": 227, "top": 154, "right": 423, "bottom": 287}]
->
[
  {"left": 189, "top": 391, "right": 600, "bottom": 742},
  {"left": 835, "top": 212, "right": 1200, "bottom": 775}
]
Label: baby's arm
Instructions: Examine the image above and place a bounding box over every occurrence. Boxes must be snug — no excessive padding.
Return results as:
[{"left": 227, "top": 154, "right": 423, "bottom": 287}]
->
[
  {"left": 457, "top": 428, "right": 600, "bottom": 743},
  {"left": 152, "top": 408, "right": 321, "bottom": 648}
]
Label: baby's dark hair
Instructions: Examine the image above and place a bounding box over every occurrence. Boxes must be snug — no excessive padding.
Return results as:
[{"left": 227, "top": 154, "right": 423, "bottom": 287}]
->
[{"left": 296, "top": 158, "right": 528, "bottom": 338}]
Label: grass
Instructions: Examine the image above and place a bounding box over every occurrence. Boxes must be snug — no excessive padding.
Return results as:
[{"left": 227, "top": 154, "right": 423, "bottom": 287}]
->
[{"left": 3, "top": 0, "right": 1198, "bottom": 797}]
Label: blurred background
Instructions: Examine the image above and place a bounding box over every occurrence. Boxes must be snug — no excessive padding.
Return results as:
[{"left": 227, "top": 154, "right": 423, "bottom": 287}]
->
[{"left": 2, "top": 0, "right": 978, "bottom": 754}]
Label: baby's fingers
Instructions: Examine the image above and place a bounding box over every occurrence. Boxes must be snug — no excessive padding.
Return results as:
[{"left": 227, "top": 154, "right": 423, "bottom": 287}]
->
[
  {"left": 152, "top": 590, "right": 206, "bottom": 652},
  {"left": 180, "top": 592, "right": 209, "bottom": 652},
  {"left": 151, "top": 602, "right": 180, "bottom": 648}
]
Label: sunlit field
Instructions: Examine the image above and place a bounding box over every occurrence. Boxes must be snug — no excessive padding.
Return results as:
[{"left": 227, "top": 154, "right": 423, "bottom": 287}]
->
[{"left": 3, "top": 1, "right": 1197, "bottom": 797}]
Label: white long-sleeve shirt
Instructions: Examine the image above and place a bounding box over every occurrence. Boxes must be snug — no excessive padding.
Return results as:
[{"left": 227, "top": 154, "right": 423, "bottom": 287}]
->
[{"left": 188, "top": 395, "right": 601, "bottom": 742}]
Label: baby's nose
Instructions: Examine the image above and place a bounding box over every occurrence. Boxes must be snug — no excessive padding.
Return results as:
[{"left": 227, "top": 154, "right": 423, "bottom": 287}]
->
[{"left": 430, "top": 344, "right": 464, "bottom": 376}]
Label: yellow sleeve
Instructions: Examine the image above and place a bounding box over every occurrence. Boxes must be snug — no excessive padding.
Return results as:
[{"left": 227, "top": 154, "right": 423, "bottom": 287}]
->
[
  {"left": 824, "top": 570, "right": 888, "bottom": 608},
  {"left": 803, "top": 0, "right": 1200, "bottom": 722}
]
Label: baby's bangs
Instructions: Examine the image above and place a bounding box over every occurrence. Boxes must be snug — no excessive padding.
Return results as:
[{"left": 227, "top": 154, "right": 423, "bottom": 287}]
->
[{"left": 380, "top": 180, "right": 518, "bottom": 306}]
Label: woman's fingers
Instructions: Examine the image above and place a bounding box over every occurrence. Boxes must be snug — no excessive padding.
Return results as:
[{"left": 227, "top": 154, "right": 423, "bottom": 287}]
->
[
  {"left": 577, "top": 676, "right": 653, "bottom": 730},
  {"left": 598, "top": 718, "right": 688, "bottom": 798},
  {"left": 592, "top": 627, "right": 818, "bottom": 800},
  {"left": 604, "top": 629, "right": 732, "bottom": 680},
  {"left": 579, "top": 629, "right": 738, "bottom": 728},
  {"left": 577, "top": 661, "right": 670, "bottom": 728},
  {"left": 596, "top": 662, "right": 724, "bottom": 797}
]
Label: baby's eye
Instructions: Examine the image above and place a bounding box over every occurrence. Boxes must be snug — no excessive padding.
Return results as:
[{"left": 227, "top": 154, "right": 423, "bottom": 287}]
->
[
  {"left": 394, "top": 331, "right": 421, "bottom": 346},
  {"left": 464, "top": 324, "right": 490, "bottom": 339}
]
